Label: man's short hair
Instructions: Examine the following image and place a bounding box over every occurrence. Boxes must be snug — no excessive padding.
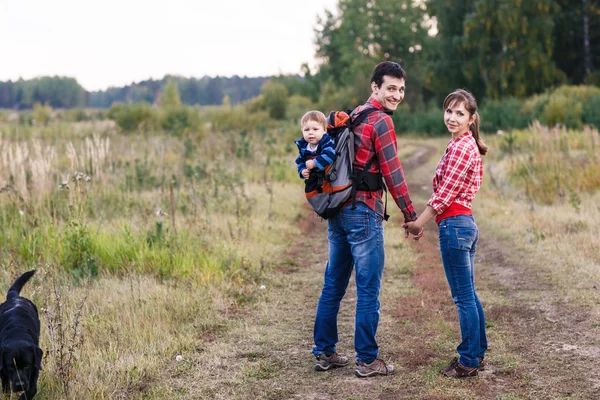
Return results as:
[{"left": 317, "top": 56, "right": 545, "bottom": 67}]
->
[
  {"left": 301, "top": 110, "right": 327, "bottom": 130},
  {"left": 370, "top": 61, "right": 407, "bottom": 88}
]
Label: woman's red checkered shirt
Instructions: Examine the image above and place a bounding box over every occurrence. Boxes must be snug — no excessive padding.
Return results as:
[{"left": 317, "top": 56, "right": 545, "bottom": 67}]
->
[{"left": 428, "top": 132, "right": 483, "bottom": 215}]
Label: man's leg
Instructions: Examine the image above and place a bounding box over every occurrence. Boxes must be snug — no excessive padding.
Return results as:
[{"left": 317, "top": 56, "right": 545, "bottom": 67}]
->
[
  {"left": 347, "top": 205, "right": 385, "bottom": 364},
  {"left": 313, "top": 212, "right": 353, "bottom": 362}
]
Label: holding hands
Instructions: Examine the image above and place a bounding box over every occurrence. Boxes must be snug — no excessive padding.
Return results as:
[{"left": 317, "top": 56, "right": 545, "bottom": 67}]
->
[{"left": 402, "top": 221, "right": 424, "bottom": 242}]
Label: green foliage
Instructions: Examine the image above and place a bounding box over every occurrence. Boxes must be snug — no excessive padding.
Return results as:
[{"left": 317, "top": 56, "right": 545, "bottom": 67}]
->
[
  {"left": 544, "top": 85, "right": 600, "bottom": 128},
  {"left": 392, "top": 105, "right": 446, "bottom": 136},
  {"left": 286, "top": 95, "right": 315, "bottom": 122},
  {"left": 106, "top": 102, "right": 160, "bottom": 132},
  {"left": 261, "top": 81, "right": 288, "bottom": 120},
  {"left": 207, "top": 104, "right": 271, "bottom": 132},
  {"left": 463, "top": 0, "right": 565, "bottom": 99},
  {"left": 479, "top": 98, "right": 529, "bottom": 132},
  {"left": 33, "top": 102, "right": 52, "bottom": 126},
  {"left": 545, "top": 94, "right": 584, "bottom": 128},
  {"left": 160, "top": 79, "right": 182, "bottom": 108},
  {"left": 0, "top": 76, "right": 85, "bottom": 108},
  {"left": 161, "top": 107, "right": 204, "bottom": 137}
]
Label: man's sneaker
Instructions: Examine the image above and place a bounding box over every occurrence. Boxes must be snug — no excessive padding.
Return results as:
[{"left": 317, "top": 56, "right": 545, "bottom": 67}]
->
[
  {"left": 354, "top": 358, "right": 396, "bottom": 378},
  {"left": 315, "top": 352, "right": 349, "bottom": 371},
  {"left": 440, "top": 357, "right": 478, "bottom": 378}
]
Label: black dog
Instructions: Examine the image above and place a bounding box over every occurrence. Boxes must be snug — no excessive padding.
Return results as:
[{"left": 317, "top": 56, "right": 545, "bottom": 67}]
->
[{"left": 0, "top": 270, "right": 42, "bottom": 399}]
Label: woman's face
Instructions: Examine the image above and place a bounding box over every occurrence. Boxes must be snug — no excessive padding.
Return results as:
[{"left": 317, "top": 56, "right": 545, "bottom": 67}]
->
[{"left": 444, "top": 101, "right": 475, "bottom": 138}]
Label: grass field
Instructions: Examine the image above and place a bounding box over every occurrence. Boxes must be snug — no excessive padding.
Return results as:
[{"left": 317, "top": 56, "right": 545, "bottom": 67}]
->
[{"left": 0, "top": 111, "right": 599, "bottom": 398}]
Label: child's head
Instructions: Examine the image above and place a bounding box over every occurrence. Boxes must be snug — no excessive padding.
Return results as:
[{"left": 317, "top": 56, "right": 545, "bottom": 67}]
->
[{"left": 301, "top": 111, "right": 327, "bottom": 145}]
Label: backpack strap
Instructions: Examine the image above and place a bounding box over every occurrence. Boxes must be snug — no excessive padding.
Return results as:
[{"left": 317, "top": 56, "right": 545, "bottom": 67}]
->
[{"left": 348, "top": 107, "right": 390, "bottom": 220}]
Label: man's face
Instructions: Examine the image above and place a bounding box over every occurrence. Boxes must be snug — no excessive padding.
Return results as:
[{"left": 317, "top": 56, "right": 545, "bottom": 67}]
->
[{"left": 371, "top": 76, "right": 405, "bottom": 111}]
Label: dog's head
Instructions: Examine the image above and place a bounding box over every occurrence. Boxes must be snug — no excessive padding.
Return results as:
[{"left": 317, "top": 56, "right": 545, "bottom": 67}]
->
[{"left": 0, "top": 342, "right": 42, "bottom": 392}]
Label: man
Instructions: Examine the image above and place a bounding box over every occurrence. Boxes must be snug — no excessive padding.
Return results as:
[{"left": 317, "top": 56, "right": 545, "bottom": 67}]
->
[{"left": 312, "top": 61, "right": 417, "bottom": 378}]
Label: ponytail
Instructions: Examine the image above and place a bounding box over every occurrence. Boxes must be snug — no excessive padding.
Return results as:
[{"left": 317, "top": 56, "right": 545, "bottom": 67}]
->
[{"left": 470, "top": 112, "right": 488, "bottom": 156}]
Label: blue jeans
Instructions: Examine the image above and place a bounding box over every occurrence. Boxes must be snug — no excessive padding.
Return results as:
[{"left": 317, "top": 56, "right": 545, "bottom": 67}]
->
[
  {"left": 438, "top": 215, "right": 488, "bottom": 368},
  {"left": 312, "top": 203, "right": 384, "bottom": 363}
]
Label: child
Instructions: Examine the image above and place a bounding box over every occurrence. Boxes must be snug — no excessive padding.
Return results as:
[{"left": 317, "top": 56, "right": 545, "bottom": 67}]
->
[{"left": 295, "top": 110, "right": 336, "bottom": 193}]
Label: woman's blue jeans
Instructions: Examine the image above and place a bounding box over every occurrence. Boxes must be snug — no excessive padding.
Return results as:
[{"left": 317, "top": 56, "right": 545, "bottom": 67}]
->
[
  {"left": 438, "top": 215, "right": 488, "bottom": 368},
  {"left": 312, "top": 203, "right": 384, "bottom": 364}
]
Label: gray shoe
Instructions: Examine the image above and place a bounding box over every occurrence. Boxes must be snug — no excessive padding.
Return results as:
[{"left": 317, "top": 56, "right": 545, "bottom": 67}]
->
[
  {"left": 315, "top": 352, "right": 349, "bottom": 371},
  {"left": 354, "top": 358, "right": 396, "bottom": 378}
]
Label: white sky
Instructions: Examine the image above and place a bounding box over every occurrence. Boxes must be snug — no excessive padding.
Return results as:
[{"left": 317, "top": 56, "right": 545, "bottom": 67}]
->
[{"left": 0, "top": 0, "right": 338, "bottom": 91}]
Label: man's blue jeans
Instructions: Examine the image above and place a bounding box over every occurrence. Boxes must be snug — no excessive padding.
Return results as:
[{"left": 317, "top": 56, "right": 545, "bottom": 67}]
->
[
  {"left": 312, "top": 203, "right": 384, "bottom": 364},
  {"left": 438, "top": 215, "right": 488, "bottom": 368}
]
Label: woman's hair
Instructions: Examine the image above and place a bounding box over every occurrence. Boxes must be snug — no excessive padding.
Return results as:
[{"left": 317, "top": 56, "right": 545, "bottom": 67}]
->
[
  {"left": 301, "top": 110, "right": 327, "bottom": 130},
  {"left": 443, "top": 89, "right": 488, "bottom": 156}
]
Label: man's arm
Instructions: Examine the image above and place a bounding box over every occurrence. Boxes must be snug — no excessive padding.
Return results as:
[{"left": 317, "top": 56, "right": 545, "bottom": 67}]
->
[{"left": 372, "top": 115, "right": 417, "bottom": 222}]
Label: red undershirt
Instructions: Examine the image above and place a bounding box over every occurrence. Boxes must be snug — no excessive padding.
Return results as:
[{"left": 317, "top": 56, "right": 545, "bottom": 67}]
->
[{"left": 435, "top": 202, "right": 472, "bottom": 224}]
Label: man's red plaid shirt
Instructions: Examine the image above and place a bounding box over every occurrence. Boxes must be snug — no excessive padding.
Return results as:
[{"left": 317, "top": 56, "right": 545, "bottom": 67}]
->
[
  {"left": 350, "top": 97, "right": 417, "bottom": 222},
  {"left": 428, "top": 132, "right": 483, "bottom": 215}
]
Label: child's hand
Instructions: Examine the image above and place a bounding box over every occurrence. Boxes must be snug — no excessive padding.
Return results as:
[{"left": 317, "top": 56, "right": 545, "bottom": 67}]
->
[
  {"left": 305, "top": 160, "right": 316, "bottom": 170},
  {"left": 301, "top": 169, "right": 310, "bottom": 179}
]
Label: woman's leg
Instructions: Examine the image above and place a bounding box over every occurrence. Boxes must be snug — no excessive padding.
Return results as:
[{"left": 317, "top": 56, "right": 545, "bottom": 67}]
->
[{"left": 439, "top": 216, "right": 481, "bottom": 368}]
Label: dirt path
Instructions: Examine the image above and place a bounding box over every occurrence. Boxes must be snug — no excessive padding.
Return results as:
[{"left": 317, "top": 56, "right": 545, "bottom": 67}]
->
[{"left": 191, "top": 143, "right": 600, "bottom": 399}]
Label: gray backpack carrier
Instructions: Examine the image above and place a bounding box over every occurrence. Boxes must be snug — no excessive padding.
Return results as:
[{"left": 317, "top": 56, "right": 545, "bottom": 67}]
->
[{"left": 305, "top": 107, "right": 387, "bottom": 220}]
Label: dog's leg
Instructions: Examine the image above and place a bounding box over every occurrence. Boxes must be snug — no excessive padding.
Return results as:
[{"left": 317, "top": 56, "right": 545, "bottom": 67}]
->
[
  {"left": 18, "top": 368, "right": 38, "bottom": 400},
  {"left": 0, "top": 372, "right": 9, "bottom": 394}
]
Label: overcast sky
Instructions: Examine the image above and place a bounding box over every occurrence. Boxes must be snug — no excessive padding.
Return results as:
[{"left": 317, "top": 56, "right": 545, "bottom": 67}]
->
[{"left": 0, "top": 0, "right": 338, "bottom": 91}]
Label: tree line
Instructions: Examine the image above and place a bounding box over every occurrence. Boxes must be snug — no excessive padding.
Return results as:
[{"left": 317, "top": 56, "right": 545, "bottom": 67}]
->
[
  {"left": 0, "top": 75, "right": 270, "bottom": 109},
  {"left": 306, "top": 0, "right": 599, "bottom": 110}
]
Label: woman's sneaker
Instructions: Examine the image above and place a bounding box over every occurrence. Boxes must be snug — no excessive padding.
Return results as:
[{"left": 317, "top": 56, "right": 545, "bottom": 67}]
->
[
  {"left": 315, "top": 352, "right": 349, "bottom": 371},
  {"left": 354, "top": 358, "right": 396, "bottom": 378},
  {"left": 440, "top": 357, "right": 478, "bottom": 378},
  {"left": 478, "top": 357, "right": 486, "bottom": 371}
]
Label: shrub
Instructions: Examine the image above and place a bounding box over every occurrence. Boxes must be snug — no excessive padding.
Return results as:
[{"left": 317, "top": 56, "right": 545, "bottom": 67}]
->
[
  {"left": 479, "top": 98, "right": 529, "bottom": 132},
  {"left": 161, "top": 106, "right": 204, "bottom": 137},
  {"left": 261, "top": 81, "right": 288, "bottom": 120},
  {"left": 106, "top": 102, "right": 160, "bottom": 132},
  {"left": 545, "top": 93, "right": 583, "bottom": 129}
]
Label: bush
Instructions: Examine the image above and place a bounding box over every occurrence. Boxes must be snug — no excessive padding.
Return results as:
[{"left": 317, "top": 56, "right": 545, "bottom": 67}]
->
[
  {"left": 479, "top": 98, "right": 529, "bottom": 132},
  {"left": 261, "top": 81, "right": 288, "bottom": 120},
  {"left": 392, "top": 105, "right": 445, "bottom": 136},
  {"left": 33, "top": 102, "right": 52, "bottom": 126},
  {"left": 286, "top": 95, "right": 316, "bottom": 122},
  {"left": 161, "top": 106, "right": 204, "bottom": 137},
  {"left": 545, "top": 93, "right": 584, "bottom": 128},
  {"left": 544, "top": 85, "right": 600, "bottom": 129},
  {"left": 106, "top": 102, "right": 160, "bottom": 132}
]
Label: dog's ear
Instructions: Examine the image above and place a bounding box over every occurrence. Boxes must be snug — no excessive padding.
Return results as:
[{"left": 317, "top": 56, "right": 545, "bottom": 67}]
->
[{"left": 34, "top": 346, "right": 43, "bottom": 371}]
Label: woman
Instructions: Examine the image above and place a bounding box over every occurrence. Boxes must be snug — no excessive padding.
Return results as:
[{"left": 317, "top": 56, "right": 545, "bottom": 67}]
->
[{"left": 403, "top": 89, "right": 488, "bottom": 377}]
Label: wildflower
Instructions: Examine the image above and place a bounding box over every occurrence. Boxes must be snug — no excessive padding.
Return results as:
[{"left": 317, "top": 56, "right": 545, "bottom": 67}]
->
[
  {"left": 155, "top": 208, "right": 168, "bottom": 217},
  {"left": 259, "top": 285, "right": 266, "bottom": 290},
  {"left": 19, "top": 210, "right": 24, "bottom": 216},
  {"left": 176, "top": 355, "right": 183, "bottom": 362}
]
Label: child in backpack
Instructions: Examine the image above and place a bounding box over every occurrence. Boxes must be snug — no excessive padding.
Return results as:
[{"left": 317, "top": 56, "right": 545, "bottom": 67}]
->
[{"left": 295, "top": 111, "right": 336, "bottom": 193}]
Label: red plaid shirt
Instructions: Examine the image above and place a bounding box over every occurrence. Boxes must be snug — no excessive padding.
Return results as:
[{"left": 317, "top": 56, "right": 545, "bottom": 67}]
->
[
  {"left": 350, "top": 97, "right": 417, "bottom": 222},
  {"left": 428, "top": 132, "right": 483, "bottom": 215}
]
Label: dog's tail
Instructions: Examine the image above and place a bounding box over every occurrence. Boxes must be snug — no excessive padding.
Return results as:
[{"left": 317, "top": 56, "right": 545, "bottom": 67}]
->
[{"left": 7, "top": 270, "right": 36, "bottom": 300}]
